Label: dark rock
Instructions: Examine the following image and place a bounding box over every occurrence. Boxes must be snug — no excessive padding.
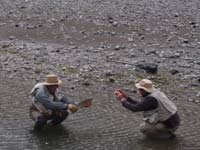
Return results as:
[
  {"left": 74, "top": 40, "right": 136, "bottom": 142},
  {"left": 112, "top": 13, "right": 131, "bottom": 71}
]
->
[
  {"left": 38, "top": 24, "right": 43, "bottom": 27},
  {"left": 34, "top": 68, "right": 41, "bottom": 74},
  {"left": 108, "top": 16, "right": 114, "bottom": 23},
  {"left": 108, "top": 77, "right": 115, "bottom": 83},
  {"left": 70, "top": 86, "right": 75, "bottom": 90},
  {"left": 2, "top": 44, "right": 10, "bottom": 48},
  {"left": 55, "top": 49, "right": 60, "bottom": 53},
  {"left": 136, "top": 63, "right": 158, "bottom": 74},
  {"left": 83, "top": 81, "right": 91, "bottom": 86},
  {"left": 174, "top": 14, "right": 179, "bottom": 17},
  {"left": 108, "top": 19, "right": 113, "bottom": 23},
  {"left": 189, "top": 83, "right": 199, "bottom": 87},
  {"left": 105, "top": 70, "right": 114, "bottom": 76},
  {"left": 195, "top": 61, "right": 200, "bottom": 65},
  {"left": 183, "top": 39, "right": 189, "bottom": 44},
  {"left": 170, "top": 69, "right": 179, "bottom": 75},
  {"left": 173, "top": 24, "right": 178, "bottom": 28}
]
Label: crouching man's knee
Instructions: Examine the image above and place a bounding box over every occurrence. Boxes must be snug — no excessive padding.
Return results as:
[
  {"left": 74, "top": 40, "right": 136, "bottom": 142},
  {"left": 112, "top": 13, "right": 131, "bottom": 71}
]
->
[{"left": 139, "top": 122, "right": 176, "bottom": 138}]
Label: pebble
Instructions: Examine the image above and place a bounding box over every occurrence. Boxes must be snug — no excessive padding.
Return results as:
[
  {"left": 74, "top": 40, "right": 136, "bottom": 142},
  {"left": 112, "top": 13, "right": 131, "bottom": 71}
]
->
[
  {"left": 112, "top": 21, "right": 118, "bottom": 27},
  {"left": 188, "top": 98, "right": 193, "bottom": 102},
  {"left": 9, "top": 36, "right": 16, "bottom": 40},
  {"left": 114, "top": 45, "right": 121, "bottom": 50},
  {"left": 196, "top": 92, "right": 200, "bottom": 97}
]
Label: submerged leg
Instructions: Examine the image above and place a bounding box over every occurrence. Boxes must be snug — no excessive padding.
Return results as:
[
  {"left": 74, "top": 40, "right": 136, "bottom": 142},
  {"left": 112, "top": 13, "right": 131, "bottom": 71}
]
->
[
  {"left": 34, "top": 115, "right": 47, "bottom": 130},
  {"left": 29, "top": 107, "right": 47, "bottom": 130}
]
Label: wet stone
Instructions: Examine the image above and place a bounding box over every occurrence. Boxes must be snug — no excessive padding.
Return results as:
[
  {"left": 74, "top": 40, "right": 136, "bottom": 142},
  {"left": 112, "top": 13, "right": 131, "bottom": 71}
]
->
[
  {"left": 105, "top": 70, "right": 114, "bottom": 77},
  {"left": 108, "top": 77, "right": 115, "bottom": 83},
  {"left": 26, "top": 25, "right": 36, "bottom": 29},
  {"left": 34, "top": 68, "right": 41, "bottom": 74},
  {"left": 112, "top": 21, "right": 118, "bottom": 27},
  {"left": 128, "top": 37, "right": 134, "bottom": 42},
  {"left": 170, "top": 69, "right": 179, "bottom": 75},
  {"left": 114, "top": 45, "right": 121, "bottom": 50},
  {"left": 9, "top": 36, "right": 16, "bottom": 40},
  {"left": 110, "top": 31, "right": 116, "bottom": 36},
  {"left": 15, "top": 24, "right": 20, "bottom": 27},
  {"left": 188, "top": 98, "right": 193, "bottom": 102},
  {"left": 136, "top": 63, "right": 158, "bottom": 74},
  {"left": 182, "top": 39, "right": 189, "bottom": 44},
  {"left": 82, "top": 81, "right": 91, "bottom": 86},
  {"left": 195, "top": 61, "right": 200, "bottom": 65},
  {"left": 1, "top": 44, "right": 11, "bottom": 49}
]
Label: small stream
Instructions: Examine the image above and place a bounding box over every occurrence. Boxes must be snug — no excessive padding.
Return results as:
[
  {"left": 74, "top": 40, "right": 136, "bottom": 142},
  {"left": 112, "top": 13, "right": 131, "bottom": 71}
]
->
[{"left": 0, "top": 76, "right": 200, "bottom": 150}]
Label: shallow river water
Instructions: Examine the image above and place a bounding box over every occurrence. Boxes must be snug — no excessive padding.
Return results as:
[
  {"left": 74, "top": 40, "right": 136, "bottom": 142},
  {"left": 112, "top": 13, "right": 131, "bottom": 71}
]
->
[{"left": 0, "top": 75, "right": 200, "bottom": 150}]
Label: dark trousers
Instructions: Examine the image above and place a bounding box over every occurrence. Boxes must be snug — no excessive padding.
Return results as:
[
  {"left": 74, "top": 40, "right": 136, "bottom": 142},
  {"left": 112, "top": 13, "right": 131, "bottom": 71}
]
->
[{"left": 29, "top": 105, "right": 69, "bottom": 130}]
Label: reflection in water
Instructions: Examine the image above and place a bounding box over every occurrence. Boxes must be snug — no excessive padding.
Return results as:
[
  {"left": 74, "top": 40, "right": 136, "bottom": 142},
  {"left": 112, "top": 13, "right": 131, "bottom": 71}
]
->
[
  {"left": 135, "top": 135, "right": 181, "bottom": 150},
  {"left": 31, "top": 125, "right": 71, "bottom": 150}
]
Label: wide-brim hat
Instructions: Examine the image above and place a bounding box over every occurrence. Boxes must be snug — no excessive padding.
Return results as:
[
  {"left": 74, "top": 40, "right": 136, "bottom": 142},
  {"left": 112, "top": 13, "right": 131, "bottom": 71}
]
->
[
  {"left": 135, "top": 79, "right": 156, "bottom": 93},
  {"left": 43, "top": 74, "right": 62, "bottom": 85}
]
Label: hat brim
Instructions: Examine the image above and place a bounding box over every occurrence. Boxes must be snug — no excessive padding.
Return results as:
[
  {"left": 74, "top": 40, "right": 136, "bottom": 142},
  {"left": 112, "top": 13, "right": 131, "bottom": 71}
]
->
[
  {"left": 135, "top": 83, "right": 156, "bottom": 93},
  {"left": 43, "top": 79, "right": 62, "bottom": 85}
]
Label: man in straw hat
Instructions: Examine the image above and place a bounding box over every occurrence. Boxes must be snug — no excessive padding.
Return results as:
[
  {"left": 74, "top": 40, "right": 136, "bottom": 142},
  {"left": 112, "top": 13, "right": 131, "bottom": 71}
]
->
[
  {"left": 30, "top": 74, "right": 92, "bottom": 130},
  {"left": 114, "top": 79, "right": 180, "bottom": 138}
]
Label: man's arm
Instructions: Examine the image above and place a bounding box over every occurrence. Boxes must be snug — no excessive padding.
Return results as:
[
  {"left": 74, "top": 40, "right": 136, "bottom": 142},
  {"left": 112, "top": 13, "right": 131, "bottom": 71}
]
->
[
  {"left": 121, "top": 96, "right": 158, "bottom": 112},
  {"left": 60, "top": 96, "right": 76, "bottom": 104},
  {"left": 126, "top": 97, "right": 139, "bottom": 104},
  {"left": 35, "top": 90, "right": 68, "bottom": 110}
]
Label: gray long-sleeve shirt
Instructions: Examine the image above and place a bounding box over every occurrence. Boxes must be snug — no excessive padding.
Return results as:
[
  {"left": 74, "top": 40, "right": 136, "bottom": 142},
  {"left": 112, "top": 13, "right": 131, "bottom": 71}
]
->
[{"left": 31, "top": 83, "right": 70, "bottom": 110}]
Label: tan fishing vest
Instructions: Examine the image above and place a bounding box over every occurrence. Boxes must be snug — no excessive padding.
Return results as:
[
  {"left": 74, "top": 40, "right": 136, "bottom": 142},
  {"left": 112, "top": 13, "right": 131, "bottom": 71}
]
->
[{"left": 143, "top": 90, "right": 177, "bottom": 124}]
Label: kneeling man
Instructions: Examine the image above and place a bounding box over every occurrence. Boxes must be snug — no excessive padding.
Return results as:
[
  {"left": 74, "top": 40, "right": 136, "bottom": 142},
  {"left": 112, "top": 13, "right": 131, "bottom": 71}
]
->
[{"left": 114, "top": 79, "right": 180, "bottom": 138}]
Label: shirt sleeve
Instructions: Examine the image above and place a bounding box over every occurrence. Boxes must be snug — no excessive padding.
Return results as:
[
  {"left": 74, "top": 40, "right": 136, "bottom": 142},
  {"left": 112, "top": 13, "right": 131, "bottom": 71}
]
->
[
  {"left": 35, "top": 88, "right": 68, "bottom": 110},
  {"left": 121, "top": 96, "right": 158, "bottom": 112},
  {"left": 60, "top": 96, "right": 76, "bottom": 104},
  {"left": 126, "top": 97, "right": 139, "bottom": 104}
]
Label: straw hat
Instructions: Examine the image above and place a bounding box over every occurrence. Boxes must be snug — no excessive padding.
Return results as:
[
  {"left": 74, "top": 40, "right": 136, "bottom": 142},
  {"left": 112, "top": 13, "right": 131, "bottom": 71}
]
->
[
  {"left": 135, "top": 79, "right": 156, "bottom": 93},
  {"left": 43, "top": 74, "right": 62, "bottom": 85}
]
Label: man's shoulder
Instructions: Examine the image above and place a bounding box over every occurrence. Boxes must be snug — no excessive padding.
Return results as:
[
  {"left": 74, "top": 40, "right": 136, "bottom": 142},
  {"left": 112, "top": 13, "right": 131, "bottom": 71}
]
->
[
  {"left": 30, "top": 83, "right": 46, "bottom": 96},
  {"left": 145, "top": 95, "right": 158, "bottom": 103}
]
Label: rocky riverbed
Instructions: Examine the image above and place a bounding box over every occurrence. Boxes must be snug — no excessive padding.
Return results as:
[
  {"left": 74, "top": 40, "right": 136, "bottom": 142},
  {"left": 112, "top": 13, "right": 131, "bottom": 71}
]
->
[{"left": 0, "top": 0, "right": 200, "bottom": 150}]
